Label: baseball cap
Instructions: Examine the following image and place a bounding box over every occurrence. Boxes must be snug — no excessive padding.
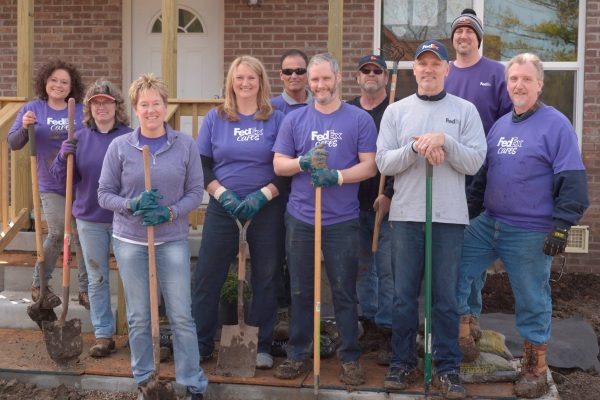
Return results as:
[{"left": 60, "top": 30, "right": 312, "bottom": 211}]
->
[
  {"left": 451, "top": 9, "right": 484, "bottom": 48},
  {"left": 415, "top": 40, "right": 449, "bottom": 62},
  {"left": 357, "top": 54, "right": 387, "bottom": 71},
  {"left": 87, "top": 82, "right": 117, "bottom": 102}
]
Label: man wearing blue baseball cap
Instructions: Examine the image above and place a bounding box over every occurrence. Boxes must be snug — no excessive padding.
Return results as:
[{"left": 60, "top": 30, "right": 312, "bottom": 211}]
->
[{"left": 376, "top": 39, "right": 486, "bottom": 399}]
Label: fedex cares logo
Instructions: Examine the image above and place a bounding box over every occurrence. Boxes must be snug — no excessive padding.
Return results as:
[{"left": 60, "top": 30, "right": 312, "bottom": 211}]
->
[
  {"left": 421, "top": 43, "right": 440, "bottom": 51},
  {"left": 311, "top": 130, "right": 343, "bottom": 148}
]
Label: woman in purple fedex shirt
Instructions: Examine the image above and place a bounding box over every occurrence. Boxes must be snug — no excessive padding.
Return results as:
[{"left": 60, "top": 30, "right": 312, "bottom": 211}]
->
[
  {"left": 193, "top": 55, "right": 287, "bottom": 370},
  {"left": 7, "top": 59, "right": 89, "bottom": 310}
]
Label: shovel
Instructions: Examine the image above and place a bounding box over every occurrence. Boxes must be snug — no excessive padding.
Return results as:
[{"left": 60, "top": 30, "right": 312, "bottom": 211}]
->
[
  {"left": 215, "top": 218, "right": 258, "bottom": 378},
  {"left": 424, "top": 162, "right": 433, "bottom": 394},
  {"left": 42, "top": 98, "right": 83, "bottom": 364},
  {"left": 313, "top": 186, "right": 322, "bottom": 394},
  {"left": 26, "top": 125, "right": 58, "bottom": 328},
  {"left": 140, "top": 145, "right": 177, "bottom": 399}
]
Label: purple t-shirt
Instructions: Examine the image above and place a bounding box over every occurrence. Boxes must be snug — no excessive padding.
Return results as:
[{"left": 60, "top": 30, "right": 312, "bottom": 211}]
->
[
  {"left": 273, "top": 102, "right": 377, "bottom": 225},
  {"left": 197, "top": 108, "right": 285, "bottom": 198},
  {"left": 484, "top": 106, "right": 585, "bottom": 231},
  {"left": 139, "top": 134, "right": 168, "bottom": 154},
  {"left": 8, "top": 99, "right": 84, "bottom": 193},
  {"left": 446, "top": 57, "right": 512, "bottom": 134}
]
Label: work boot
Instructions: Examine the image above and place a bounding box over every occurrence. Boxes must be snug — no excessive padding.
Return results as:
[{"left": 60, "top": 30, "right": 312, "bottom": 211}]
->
[
  {"left": 340, "top": 360, "right": 365, "bottom": 385},
  {"left": 458, "top": 315, "right": 480, "bottom": 363},
  {"left": 469, "top": 315, "right": 482, "bottom": 341},
  {"left": 274, "top": 359, "right": 311, "bottom": 379},
  {"left": 383, "top": 366, "right": 417, "bottom": 391},
  {"left": 436, "top": 372, "right": 466, "bottom": 399},
  {"left": 376, "top": 326, "right": 392, "bottom": 366},
  {"left": 89, "top": 337, "right": 116, "bottom": 358},
  {"left": 515, "top": 341, "right": 549, "bottom": 398},
  {"left": 78, "top": 291, "right": 90, "bottom": 310},
  {"left": 31, "top": 286, "right": 62, "bottom": 309}
]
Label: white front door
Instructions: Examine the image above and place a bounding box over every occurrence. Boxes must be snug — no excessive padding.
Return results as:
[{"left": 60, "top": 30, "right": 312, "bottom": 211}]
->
[{"left": 130, "top": 0, "right": 223, "bottom": 134}]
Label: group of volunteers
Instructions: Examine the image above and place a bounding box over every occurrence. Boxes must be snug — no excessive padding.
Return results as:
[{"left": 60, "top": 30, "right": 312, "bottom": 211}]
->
[{"left": 7, "top": 8, "right": 589, "bottom": 400}]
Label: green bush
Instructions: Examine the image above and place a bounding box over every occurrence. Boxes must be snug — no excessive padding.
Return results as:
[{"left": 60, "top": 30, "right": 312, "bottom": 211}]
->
[{"left": 220, "top": 271, "right": 252, "bottom": 303}]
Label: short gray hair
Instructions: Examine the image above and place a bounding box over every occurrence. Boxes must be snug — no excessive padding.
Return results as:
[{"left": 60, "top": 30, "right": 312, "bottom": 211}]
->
[
  {"left": 308, "top": 52, "right": 340, "bottom": 76},
  {"left": 506, "top": 53, "right": 544, "bottom": 81}
]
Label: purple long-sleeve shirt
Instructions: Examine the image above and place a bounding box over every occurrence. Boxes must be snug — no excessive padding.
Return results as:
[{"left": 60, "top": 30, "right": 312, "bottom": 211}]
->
[{"left": 49, "top": 124, "right": 132, "bottom": 223}]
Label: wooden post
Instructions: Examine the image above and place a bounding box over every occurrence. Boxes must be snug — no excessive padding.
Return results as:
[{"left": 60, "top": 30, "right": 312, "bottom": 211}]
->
[
  {"left": 13, "top": 0, "right": 34, "bottom": 222},
  {"left": 328, "top": 0, "right": 343, "bottom": 96},
  {"left": 161, "top": 0, "right": 177, "bottom": 97}
]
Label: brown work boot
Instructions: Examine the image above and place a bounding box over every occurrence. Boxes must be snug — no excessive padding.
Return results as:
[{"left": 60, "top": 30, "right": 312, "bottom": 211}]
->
[
  {"left": 31, "top": 286, "right": 62, "bottom": 309},
  {"left": 469, "top": 316, "right": 482, "bottom": 341},
  {"left": 340, "top": 360, "right": 366, "bottom": 385},
  {"left": 459, "top": 315, "right": 480, "bottom": 363},
  {"left": 274, "top": 359, "right": 312, "bottom": 379},
  {"left": 78, "top": 291, "right": 90, "bottom": 310},
  {"left": 515, "top": 341, "right": 549, "bottom": 398},
  {"left": 89, "top": 337, "right": 116, "bottom": 358}
]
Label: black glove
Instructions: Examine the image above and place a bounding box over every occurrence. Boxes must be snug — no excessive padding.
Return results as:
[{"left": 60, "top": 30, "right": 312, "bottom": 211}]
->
[{"left": 543, "top": 227, "right": 569, "bottom": 256}]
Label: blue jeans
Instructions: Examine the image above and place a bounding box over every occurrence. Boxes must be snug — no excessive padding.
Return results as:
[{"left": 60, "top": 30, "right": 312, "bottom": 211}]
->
[
  {"left": 76, "top": 219, "right": 114, "bottom": 338},
  {"left": 33, "top": 192, "right": 88, "bottom": 292},
  {"left": 285, "top": 213, "right": 361, "bottom": 363},
  {"left": 357, "top": 210, "right": 393, "bottom": 327},
  {"left": 113, "top": 238, "right": 207, "bottom": 393},
  {"left": 389, "top": 221, "right": 464, "bottom": 374},
  {"left": 457, "top": 214, "right": 552, "bottom": 345},
  {"left": 192, "top": 196, "right": 285, "bottom": 355},
  {"left": 467, "top": 270, "right": 487, "bottom": 317}
]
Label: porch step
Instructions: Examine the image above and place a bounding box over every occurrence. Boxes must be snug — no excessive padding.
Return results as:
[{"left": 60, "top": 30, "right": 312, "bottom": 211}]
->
[{"left": 0, "top": 289, "right": 117, "bottom": 333}]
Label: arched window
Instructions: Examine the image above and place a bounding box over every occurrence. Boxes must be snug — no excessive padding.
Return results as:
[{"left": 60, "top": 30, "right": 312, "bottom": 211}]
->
[{"left": 151, "top": 7, "right": 204, "bottom": 34}]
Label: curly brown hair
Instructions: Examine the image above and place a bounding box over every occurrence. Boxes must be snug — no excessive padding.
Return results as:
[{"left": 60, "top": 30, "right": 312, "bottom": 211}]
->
[
  {"left": 83, "top": 79, "right": 130, "bottom": 128},
  {"left": 33, "top": 59, "right": 85, "bottom": 103}
]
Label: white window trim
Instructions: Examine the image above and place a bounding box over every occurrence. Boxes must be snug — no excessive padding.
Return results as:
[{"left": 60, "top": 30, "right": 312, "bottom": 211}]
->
[{"left": 373, "top": 0, "right": 586, "bottom": 147}]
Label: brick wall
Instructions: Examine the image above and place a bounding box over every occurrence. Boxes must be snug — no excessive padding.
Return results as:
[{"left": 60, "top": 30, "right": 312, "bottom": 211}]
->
[
  {"left": 224, "top": 0, "right": 375, "bottom": 100},
  {"left": 0, "top": 0, "right": 123, "bottom": 97}
]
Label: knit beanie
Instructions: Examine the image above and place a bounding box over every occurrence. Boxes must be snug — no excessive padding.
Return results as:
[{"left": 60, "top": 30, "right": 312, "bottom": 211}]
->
[{"left": 451, "top": 8, "right": 483, "bottom": 48}]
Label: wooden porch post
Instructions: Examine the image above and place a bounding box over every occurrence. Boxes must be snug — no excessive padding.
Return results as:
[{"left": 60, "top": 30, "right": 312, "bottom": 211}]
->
[
  {"left": 328, "top": 0, "right": 343, "bottom": 96},
  {"left": 12, "top": 0, "right": 34, "bottom": 220},
  {"left": 161, "top": 0, "right": 177, "bottom": 97}
]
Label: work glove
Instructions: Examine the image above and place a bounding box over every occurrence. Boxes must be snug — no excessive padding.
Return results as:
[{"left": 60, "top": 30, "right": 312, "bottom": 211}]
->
[
  {"left": 128, "top": 189, "right": 162, "bottom": 213},
  {"left": 215, "top": 188, "right": 242, "bottom": 219},
  {"left": 235, "top": 188, "right": 271, "bottom": 220},
  {"left": 59, "top": 139, "right": 78, "bottom": 160},
  {"left": 134, "top": 206, "right": 171, "bottom": 226},
  {"left": 311, "top": 168, "right": 342, "bottom": 187},
  {"left": 543, "top": 227, "right": 569, "bottom": 256},
  {"left": 299, "top": 143, "right": 328, "bottom": 171}
]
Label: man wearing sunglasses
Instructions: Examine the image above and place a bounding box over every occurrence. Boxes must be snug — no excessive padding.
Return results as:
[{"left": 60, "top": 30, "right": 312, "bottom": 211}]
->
[
  {"left": 347, "top": 54, "right": 395, "bottom": 366},
  {"left": 271, "top": 49, "right": 313, "bottom": 115}
]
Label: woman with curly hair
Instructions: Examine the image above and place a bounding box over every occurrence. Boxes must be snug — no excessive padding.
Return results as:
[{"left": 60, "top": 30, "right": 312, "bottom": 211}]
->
[
  {"left": 7, "top": 58, "right": 89, "bottom": 310},
  {"left": 192, "top": 55, "right": 288, "bottom": 370},
  {"left": 50, "top": 79, "right": 132, "bottom": 357}
]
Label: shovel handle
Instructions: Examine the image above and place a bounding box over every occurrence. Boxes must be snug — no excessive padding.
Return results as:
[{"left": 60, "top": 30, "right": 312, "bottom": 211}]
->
[
  {"left": 424, "top": 162, "right": 433, "bottom": 387},
  {"left": 313, "top": 186, "right": 322, "bottom": 394},
  {"left": 143, "top": 146, "right": 160, "bottom": 373},
  {"left": 236, "top": 219, "right": 250, "bottom": 326},
  {"left": 28, "top": 126, "right": 44, "bottom": 265}
]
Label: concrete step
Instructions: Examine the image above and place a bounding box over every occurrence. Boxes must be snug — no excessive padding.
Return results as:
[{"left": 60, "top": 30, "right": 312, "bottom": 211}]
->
[{"left": 0, "top": 289, "right": 117, "bottom": 333}]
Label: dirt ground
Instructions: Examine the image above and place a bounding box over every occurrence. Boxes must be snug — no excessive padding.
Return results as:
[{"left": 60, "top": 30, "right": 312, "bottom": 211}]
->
[
  {"left": 483, "top": 271, "right": 600, "bottom": 400},
  {"left": 1, "top": 271, "right": 600, "bottom": 399}
]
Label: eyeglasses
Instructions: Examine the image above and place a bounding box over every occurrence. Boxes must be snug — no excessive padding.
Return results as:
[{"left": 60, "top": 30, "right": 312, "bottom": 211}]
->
[
  {"left": 360, "top": 67, "right": 384, "bottom": 75},
  {"left": 281, "top": 68, "right": 307, "bottom": 76},
  {"left": 91, "top": 100, "right": 116, "bottom": 107}
]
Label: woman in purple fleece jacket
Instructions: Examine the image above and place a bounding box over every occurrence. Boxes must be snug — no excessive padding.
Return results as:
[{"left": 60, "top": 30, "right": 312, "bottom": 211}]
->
[
  {"left": 50, "top": 79, "right": 132, "bottom": 358},
  {"left": 97, "top": 74, "right": 207, "bottom": 399}
]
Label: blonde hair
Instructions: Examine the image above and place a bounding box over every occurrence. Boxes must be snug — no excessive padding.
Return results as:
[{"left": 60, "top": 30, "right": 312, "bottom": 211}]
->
[
  {"left": 128, "top": 73, "right": 169, "bottom": 107},
  {"left": 83, "top": 79, "right": 129, "bottom": 128},
  {"left": 506, "top": 53, "right": 544, "bottom": 81},
  {"left": 218, "top": 55, "right": 273, "bottom": 122}
]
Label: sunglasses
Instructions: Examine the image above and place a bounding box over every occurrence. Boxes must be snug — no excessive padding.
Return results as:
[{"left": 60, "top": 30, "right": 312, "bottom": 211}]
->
[
  {"left": 281, "top": 68, "right": 307, "bottom": 76},
  {"left": 360, "top": 67, "right": 384, "bottom": 75}
]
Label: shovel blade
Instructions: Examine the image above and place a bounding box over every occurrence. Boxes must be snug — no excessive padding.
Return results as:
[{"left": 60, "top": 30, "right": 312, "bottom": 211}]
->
[
  {"left": 216, "top": 323, "right": 259, "bottom": 377},
  {"left": 42, "top": 318, "right": 83, "bottom": 363},
  {"left": 27, "top": 303, "right": 57, "bottom": 330}
]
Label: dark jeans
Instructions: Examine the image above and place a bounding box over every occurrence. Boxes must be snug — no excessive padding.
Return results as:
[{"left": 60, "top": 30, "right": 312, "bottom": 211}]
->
[
  {"left": 285, "top": 213, "right": 361, "bottom": 363},
  {"left": 192, "top": 196, "right": 285, "bottom": 354},
  {"left": 389, "top": 221, "right": 464, "bottom": 375}
]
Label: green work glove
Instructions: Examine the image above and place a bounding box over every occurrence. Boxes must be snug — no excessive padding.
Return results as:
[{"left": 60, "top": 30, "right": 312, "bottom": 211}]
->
[
  {"left": 543, "top": 227, "right": 569, "bottom": 256},
  {"left": 299, "top": 143, "right": 328, "bottom": 171},
  {"left": 128, "top": 189, "right": 162, "bottom": 213},
  {"left": 235, "top": 188, "right": 271, "bottom": 220},
  {"left": 134, "top": 206, "right": 171, "bottom": 226},
  {"left": 311, "top": 168, "right": 341, "bottom": 187},
  {"left": 216, "top": 188, "right": 242, "bottom": 219}
]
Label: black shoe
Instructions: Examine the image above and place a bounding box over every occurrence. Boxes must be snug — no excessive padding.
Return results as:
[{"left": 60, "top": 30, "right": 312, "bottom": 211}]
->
[
  {"left": 437, "top": 372, "right": 466, "bottom": 399},
  {"left": 185, "top": 390, "right": 203, "bottom": 400},
  {"left": 383, "top": 366, "right": 416, "bottom": 391}
]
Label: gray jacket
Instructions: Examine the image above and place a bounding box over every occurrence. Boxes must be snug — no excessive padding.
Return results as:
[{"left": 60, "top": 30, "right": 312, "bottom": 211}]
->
[{"left": 98, "top": 124, "right": 203, "bottom": 243}]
